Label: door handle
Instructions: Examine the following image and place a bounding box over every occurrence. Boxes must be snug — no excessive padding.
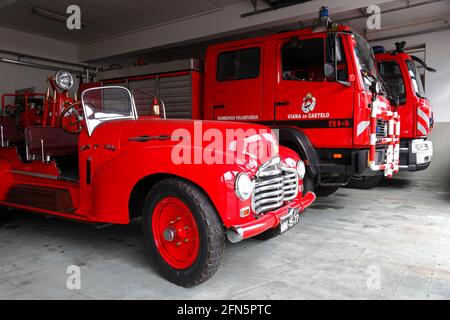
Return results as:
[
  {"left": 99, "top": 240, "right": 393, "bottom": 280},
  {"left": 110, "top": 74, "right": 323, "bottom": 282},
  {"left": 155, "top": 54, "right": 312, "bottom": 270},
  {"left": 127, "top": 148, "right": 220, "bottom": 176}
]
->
[{"left": 275, "top": 101, "right": 290, "bottom": 106}]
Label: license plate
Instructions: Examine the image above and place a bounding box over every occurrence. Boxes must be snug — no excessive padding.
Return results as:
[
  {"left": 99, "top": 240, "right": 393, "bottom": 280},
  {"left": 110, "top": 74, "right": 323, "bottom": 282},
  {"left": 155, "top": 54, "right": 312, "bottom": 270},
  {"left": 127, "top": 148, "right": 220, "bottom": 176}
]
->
[{"left": 280, "top": 208, "right": 300, "bottom": 233}]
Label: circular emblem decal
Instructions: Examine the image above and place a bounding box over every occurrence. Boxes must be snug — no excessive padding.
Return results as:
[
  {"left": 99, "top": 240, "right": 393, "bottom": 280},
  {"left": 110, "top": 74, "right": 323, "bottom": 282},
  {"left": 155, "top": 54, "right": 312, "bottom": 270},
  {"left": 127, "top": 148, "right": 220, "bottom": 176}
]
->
[{"left": 301, "top": 93, "right": 316, "bottom": 113}]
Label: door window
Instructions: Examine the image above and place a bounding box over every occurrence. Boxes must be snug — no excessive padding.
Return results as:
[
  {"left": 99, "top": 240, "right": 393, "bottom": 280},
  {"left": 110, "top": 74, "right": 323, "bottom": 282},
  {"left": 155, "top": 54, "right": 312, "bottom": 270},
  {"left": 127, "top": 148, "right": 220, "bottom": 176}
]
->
[
  {"left": 281, "top": 38, "right": 325, "bottom": 82},
  {"left": 217, "top": 48, "right": 260, "bottom": 81}
]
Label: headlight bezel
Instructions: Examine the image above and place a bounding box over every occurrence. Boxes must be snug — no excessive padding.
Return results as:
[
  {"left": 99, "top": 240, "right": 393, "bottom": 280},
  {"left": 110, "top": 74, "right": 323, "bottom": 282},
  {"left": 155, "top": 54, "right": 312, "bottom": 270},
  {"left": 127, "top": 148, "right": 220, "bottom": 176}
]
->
[
  {"left": 55, "top": 70, "right": 74, "bottom": 91},
  {"left": 235, "top": 172, "right": 254, "bottom": 201},
  {"left": 296, "top": 160, "right": 306, "bottom": 179}
]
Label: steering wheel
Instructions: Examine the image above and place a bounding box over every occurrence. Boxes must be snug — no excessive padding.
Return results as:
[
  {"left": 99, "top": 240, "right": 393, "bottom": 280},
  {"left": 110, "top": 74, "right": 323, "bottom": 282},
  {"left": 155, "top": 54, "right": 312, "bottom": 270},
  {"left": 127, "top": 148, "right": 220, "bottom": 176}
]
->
[{"left": 59, "top": 101, "right": 85, "bottom": 134}]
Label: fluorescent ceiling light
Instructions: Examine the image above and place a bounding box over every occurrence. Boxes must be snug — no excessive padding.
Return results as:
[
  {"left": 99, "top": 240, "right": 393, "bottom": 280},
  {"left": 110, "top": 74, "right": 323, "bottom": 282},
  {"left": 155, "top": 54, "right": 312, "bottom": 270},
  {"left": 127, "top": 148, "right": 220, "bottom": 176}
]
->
[{"left": 32, "top": 7, "right": 87, "bottom": 27}]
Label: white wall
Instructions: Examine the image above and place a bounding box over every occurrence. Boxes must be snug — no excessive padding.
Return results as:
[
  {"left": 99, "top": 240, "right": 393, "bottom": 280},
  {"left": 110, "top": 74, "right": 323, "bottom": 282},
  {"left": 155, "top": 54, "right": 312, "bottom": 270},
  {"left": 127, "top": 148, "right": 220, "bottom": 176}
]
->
[
  {"left": 0, "top": 26, "right": 80, "bottom": 97},
  {"left": 371, "top": 29, "right": 450, "bottom": 123}
]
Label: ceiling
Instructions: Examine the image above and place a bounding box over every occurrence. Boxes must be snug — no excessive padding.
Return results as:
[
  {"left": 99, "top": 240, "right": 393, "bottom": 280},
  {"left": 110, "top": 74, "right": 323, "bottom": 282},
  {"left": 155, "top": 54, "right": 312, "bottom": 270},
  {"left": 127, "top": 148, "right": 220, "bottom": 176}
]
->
[
  {"left": 91, "top": 0, "right": 449, "bottom": 66},
  {"left": 0, "top": 0, "right": 244, "bottom": 43}
]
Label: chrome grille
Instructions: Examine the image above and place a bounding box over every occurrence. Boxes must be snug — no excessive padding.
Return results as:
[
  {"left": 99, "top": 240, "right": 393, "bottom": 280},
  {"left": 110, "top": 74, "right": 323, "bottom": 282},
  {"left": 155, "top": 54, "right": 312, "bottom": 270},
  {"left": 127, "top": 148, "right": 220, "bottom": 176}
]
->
[
  {"left": 376, "top": 119, "right": 388, "bottom": 139},
  {"left": 253, "top": 157, "right": 299, "bottom": 215}
]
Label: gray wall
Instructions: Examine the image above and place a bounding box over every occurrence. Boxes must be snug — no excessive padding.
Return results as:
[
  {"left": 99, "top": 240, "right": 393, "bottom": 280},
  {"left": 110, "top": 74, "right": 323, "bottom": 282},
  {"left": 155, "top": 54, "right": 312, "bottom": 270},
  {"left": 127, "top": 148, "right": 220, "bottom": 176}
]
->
[
  {"left": 372, "top": 29, "right": 450, "bottom": 123},
  {"left": 413, "top": 122, "right": 450, "bottom": 182},
  {"left": 0, "top": 26, "right": 80, "bottom": 97}
]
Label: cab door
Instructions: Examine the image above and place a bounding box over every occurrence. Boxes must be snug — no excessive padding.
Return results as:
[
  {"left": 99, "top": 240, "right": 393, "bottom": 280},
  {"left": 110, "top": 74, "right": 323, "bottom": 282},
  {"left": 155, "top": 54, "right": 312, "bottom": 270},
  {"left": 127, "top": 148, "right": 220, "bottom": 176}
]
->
[
  {"left": 208, "top": 45, "right": 263, "bottom": 122},
  {"left": 273, "top": 34, "right": 355, "bottom": 148}
]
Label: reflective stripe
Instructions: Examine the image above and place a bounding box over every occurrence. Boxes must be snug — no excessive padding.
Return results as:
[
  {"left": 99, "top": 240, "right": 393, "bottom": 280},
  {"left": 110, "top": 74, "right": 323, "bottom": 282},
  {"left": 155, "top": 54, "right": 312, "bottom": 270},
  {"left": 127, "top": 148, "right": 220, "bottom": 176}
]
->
[
  {"left": 417, "top": 122, "right": 428, "bottom": 136},
  {"left": 370, "top": 133, "right": 377, "bottom": 145},
  {"left": 357, "top": 121, "right": 370, "bottom": 136},
  {"left": 417, "top": 108, "right": 429, "bottom": 124}
]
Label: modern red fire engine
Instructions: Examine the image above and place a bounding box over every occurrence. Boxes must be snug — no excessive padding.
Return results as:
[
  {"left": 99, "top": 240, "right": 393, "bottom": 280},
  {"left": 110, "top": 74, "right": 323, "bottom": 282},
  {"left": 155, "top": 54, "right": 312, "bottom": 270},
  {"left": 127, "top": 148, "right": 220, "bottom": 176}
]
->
[
  {"left": 98, "top": 11, "right": 400, "bottom": 196},
  {"left": 375, "top": 42, "right": 434, "bottom": 172}
]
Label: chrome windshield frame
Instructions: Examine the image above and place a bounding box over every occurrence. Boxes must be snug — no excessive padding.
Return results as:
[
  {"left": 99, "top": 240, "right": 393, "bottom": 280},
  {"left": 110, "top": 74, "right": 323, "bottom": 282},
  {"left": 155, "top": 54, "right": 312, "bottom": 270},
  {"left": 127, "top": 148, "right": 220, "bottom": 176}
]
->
[{"left": 81, "top": 86, "right": 138, "bottom": 136}]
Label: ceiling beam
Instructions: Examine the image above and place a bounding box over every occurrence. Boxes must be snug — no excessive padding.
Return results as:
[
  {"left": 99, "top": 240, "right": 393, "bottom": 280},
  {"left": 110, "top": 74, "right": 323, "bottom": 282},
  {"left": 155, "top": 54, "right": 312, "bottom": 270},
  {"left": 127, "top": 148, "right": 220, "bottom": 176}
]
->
[{"left": 80, "top": 0, "right": 396, "bottom": 62}]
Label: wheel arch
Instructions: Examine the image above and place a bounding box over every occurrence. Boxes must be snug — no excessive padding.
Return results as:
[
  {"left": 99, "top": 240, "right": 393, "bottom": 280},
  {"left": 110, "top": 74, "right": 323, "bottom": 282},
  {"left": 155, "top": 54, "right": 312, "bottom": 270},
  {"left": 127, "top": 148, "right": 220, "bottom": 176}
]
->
[
  {"left": 276, "top": 126, "right": 319, "bottom": 178},
  {"left": 128, "top": 173, "right": 221, "bottom": 223}
]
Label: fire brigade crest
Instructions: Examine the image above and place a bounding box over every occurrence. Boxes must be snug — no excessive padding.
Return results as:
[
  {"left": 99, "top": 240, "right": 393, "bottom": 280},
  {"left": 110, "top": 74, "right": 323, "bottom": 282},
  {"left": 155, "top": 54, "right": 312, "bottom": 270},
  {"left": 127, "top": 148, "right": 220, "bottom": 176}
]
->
[{"left": 301, "top": 93, "right": 316, "bottom": 113}]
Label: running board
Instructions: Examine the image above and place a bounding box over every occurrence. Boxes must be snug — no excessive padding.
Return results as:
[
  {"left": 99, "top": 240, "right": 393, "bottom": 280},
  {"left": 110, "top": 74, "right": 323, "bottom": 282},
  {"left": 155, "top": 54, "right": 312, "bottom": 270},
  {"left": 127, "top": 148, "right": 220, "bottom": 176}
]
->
[{"left": 6, "top": 184, "right": 74, "bottom": 213}]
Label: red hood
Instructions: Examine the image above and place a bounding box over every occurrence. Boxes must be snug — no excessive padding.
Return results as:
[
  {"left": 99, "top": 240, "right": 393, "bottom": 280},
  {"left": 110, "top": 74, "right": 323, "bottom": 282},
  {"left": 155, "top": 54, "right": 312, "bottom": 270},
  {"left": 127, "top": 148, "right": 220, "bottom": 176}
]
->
[{"left": 91, "top": 118, "right": 281, "bottom": 170}]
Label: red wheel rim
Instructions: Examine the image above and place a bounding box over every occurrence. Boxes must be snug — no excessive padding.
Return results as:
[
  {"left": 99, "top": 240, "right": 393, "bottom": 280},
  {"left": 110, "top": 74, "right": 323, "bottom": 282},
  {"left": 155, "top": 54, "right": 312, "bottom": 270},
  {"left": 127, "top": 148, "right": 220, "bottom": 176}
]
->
[{"left": 152, "top": 197, "right": 200, "bottom": 269}]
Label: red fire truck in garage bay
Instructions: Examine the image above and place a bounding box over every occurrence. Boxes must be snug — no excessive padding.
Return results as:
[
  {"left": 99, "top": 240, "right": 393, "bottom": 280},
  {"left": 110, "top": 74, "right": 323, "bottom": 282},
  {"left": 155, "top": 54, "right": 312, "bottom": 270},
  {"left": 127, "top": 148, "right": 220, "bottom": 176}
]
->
[
  {"left": 347, "top": 42, "right": 435, "bottom": 189},
  {"left": 1, "top": 72, "right": 315, "bottom": 287},
  {"left": 98, "top": 24, "right": 400, "bottom": 196},
  {"left": 375, "top": 42, "right": 434, "bottom": 172}
]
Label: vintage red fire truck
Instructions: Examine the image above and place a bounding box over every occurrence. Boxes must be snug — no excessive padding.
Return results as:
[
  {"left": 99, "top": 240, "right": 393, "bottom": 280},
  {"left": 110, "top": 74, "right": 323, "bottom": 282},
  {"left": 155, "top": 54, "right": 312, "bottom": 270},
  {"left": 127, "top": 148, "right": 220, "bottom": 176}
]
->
[
  {"left": 375, "top": 42, "right": 433, "bottom": 171},
  {"left": 0, "top": 72, "right": 315, "bottom": 287},
  {"left": 98, "top": 23, "right": 400, "bottom": 196}
]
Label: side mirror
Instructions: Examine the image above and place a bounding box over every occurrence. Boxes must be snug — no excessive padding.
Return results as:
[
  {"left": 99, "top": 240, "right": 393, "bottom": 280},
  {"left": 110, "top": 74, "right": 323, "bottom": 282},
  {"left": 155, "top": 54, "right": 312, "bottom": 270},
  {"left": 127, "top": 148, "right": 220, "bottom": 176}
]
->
[
  {"left": 390, "top": 95, "right": 400, "bottom": 107},
  {"left": 369, "top": 81, "right": 378, "bottom": 99}
]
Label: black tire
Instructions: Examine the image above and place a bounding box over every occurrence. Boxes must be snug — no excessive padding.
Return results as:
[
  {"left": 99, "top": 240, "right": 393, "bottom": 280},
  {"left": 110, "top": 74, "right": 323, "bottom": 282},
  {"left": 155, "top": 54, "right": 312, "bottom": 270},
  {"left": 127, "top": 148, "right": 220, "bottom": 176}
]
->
[
  {"left": 142, "top": 178, "right": 225, "bottom": 287},
  {"left": 0, "top": 206, "right": 8, "bottom": 221},
  {"left": 302, "top": 172, "right": 315, "bottom": 196},
  {"left": 346, "top": 175, "right": 384, "bottom": 190},
  {"left": 314, "top": 186, "right": 340, "bottom": 197}
]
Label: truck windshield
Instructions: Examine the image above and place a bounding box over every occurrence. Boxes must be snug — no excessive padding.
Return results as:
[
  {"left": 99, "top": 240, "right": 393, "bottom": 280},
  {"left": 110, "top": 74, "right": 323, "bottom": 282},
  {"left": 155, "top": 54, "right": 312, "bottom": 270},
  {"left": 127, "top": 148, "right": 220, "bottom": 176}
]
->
[
  {"left": 352, "top": 34, "right": 379, "bottom": 90},
  {"left": 406, "top": 60, "right": 425, "bottom": 98},
  {"left": 81, "top": 86, "right": 137, "bottom": 135},
  {"left": 377, "top": 61, "right": 406, "bottom": 105}
]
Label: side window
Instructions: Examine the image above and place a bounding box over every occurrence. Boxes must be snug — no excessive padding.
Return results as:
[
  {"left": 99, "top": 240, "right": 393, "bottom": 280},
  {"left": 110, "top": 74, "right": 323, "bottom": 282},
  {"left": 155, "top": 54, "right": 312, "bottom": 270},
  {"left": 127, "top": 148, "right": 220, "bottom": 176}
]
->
[
  {"left": 377, "top": 61, "right": 406, "bottom": 104},
  {"left": 326, "top": 34, "right": 349, "bottom": 82},
  {"left": 281, "top": 38, "right": 324, "bottom": 82},
  {"left": 406, "top": 60, "right": 425, "bottom": 98},
  {"left": 217, "top": 47, "right": 260, "bottom": 81}
]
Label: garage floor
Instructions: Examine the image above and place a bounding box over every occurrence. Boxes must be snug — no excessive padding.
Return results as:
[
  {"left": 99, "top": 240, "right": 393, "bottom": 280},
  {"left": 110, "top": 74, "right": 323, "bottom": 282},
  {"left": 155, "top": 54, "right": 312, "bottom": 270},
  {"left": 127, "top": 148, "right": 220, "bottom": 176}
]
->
[{"left": 0, "top": 172, "right": 449, "bottom": 300}]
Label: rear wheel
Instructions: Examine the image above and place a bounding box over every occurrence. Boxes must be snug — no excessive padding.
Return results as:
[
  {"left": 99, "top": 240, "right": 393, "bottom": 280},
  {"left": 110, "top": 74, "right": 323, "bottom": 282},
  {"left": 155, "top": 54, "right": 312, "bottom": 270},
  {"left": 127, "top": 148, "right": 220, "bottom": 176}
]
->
[
  {"left": 346, "top": 175, "right": 384, "bottom": 189},
  {"left": 142, "top": 178, "right": 225, "bottom": 287}
]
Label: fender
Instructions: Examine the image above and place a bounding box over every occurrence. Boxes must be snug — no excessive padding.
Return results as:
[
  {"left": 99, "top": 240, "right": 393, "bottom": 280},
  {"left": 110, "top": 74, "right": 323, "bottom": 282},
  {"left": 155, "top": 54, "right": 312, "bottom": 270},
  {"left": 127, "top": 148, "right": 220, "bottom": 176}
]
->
[
  {"left": 276, "top": 126, "right": 319, "bottom": 178},
  {"left": 89, "top": 145, "right": 250, "bottom": 226}
]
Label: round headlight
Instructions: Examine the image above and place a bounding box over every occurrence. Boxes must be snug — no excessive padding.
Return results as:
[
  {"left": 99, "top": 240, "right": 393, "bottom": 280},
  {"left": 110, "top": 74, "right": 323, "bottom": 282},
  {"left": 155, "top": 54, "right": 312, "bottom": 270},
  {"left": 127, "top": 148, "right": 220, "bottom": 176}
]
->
[
  {"left": 235, "top": 173, "right": 253, "bottom": 201},
  {"left": 55, "top": 70, "right": 74, "bottom": 91},
  {"left": 296, "top": 160, "right": 306, "bottom": 179}
]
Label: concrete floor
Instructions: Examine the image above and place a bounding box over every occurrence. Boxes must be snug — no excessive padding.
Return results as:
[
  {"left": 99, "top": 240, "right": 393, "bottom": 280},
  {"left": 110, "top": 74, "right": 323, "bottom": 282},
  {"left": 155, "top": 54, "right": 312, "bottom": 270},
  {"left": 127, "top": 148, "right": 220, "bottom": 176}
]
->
[{"left": 0, "top": 172, "right": 449, "bottom": 300}]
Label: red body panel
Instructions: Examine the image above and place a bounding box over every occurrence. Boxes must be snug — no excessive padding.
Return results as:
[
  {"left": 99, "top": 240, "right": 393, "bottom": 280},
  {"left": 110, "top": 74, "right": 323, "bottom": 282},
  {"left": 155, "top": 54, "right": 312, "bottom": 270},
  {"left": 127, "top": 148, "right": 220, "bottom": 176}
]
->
[
  {"left": 202, "top": 26, "right": 382, "bottom": 150},
  {"left": 0, "top": 116, "right": 311, "bottom": 231}
]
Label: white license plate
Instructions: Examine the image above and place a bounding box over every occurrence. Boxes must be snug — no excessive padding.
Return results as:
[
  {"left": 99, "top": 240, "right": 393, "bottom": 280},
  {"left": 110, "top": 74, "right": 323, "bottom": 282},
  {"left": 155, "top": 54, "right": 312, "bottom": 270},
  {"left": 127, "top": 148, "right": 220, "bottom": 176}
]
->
[{"left": 280, "top": 208, "right": 300, "bottom": 233}]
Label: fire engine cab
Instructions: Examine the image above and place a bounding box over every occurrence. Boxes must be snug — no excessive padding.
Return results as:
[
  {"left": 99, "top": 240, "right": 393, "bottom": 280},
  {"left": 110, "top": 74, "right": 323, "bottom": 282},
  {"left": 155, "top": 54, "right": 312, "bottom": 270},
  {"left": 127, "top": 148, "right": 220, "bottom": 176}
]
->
[{"left": 98, "top": 14, "right": 400, "bottom": 196}]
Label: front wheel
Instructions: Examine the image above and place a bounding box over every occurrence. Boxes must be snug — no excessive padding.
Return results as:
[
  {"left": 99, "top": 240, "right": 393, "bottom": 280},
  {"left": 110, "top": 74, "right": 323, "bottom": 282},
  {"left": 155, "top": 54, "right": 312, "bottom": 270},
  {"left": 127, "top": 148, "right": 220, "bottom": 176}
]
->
[
  {"left": 142, "top": 178, "right": 225, "bottom": 287},
  {"left": 345, "top": 175, "right": 384, "bottom": 189}
]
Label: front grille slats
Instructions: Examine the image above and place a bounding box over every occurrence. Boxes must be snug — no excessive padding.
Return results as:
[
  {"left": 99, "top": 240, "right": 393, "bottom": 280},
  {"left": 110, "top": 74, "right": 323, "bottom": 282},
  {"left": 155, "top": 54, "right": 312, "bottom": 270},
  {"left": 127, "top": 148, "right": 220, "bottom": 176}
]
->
[
  {"left": 252, "top": 158, "right": 299, "bottom": 215},
  {"left": 376, "top": 119, "right": 388, "bottom": 139}
]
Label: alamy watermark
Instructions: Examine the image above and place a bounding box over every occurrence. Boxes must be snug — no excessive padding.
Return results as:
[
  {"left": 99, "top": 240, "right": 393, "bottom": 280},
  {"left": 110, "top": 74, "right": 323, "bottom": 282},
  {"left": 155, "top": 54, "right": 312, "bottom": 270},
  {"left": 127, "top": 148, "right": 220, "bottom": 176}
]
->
[
  {"left": 169, "top": 121, "right": 279, "bottom": 165},
  {"left": 66, "top": 265, "right": 81, "bottom": 290},
  {"left": 366, "top": 265, "right": 381, "bottom": 290},
  {"left": 366, "top": 5, "right": 381, "bottom": 30},
  {"left": 66, "top": 5, "right": 81, "bottom": 30}
]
